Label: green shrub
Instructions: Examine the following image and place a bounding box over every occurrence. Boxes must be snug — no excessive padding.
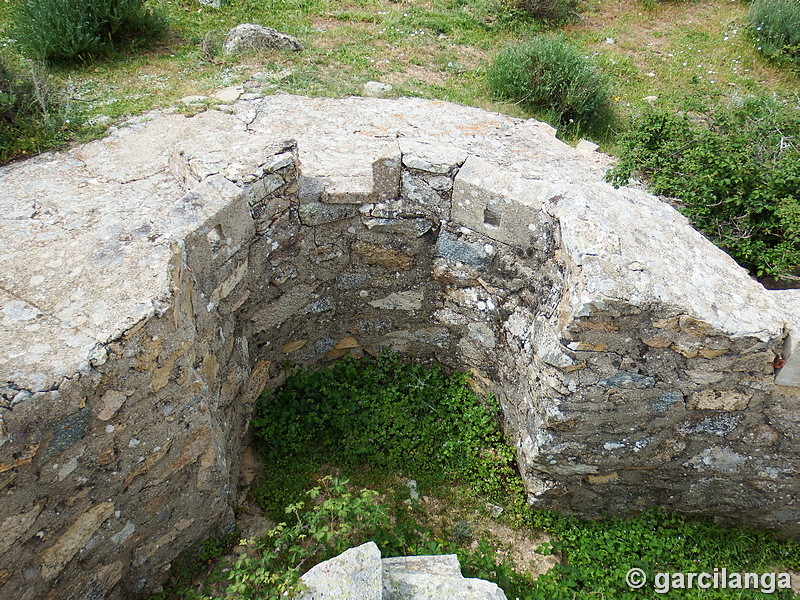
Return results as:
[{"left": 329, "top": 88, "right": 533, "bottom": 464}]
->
[
  {"left": 608, "top": 95, "right": 800, "bottom": 281},
  {"left": 748, "top": 0, "right": 800, "bottom": 65},
  {"left": 501, "top": 0, "right": 581, "bottom": 23},
  {"left": 228, "top": 478, "right": 395, "bottom": 599},
  {"left": 1, "top": 56, "right": 74, "bottom": 163},
  {"left": 487, "top": 34, "right": 616, "bottom": 139},
  {"left": 11, "top": 0, "right": 163, "bottom": 61}
]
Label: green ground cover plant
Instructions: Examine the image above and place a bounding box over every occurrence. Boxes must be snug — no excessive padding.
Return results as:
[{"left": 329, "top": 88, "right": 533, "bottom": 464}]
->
[
  {"left": 608, "top": 94, "right": 800, "bottom": 282},
  {"left": 525, "top": 508, "right": 800, "bottom": 599},
  {"left": 748, "top": 0, "right": 800, "bottom": 66},
  {"left": 153, "top": 354, "right": 800, "bottom": 600},
  {"left": 487, "top": 33, "right": 617, "bottom": 139},
  {"left": 252, "top": 352, "right": 522, "bottom": 519},
  {"left": 10, "top": 0, "right": 165, "bottom": 62}
]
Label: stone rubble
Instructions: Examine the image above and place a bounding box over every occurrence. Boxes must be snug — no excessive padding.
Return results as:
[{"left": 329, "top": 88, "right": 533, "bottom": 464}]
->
[
  {"left": 0, "top": 93, "right": 798, "bottom": 599},
  {"left": 296, "top": 542, "right": 507, "bottom": 600}
]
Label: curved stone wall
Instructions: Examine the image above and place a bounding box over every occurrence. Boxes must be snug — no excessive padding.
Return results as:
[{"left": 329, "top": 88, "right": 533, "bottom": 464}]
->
[{"left": 1, "top": 95, "right": 798, "bottom": 599}]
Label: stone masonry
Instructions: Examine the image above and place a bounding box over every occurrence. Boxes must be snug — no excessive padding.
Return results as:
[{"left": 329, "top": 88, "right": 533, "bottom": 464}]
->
[{"left": 0, "top": 93, "right": 798, "bottom": 599}]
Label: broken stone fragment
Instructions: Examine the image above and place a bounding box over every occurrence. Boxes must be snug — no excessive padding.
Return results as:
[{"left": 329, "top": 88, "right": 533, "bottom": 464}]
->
[
  {"left": 39, "top": 501, "right": 115, "bottom": 581},
  {"left": 212, "top": 86, "right": 242, "bottom": 104},
  {"left": 297, "top": 541, "right": 382, "bottom": 600},
  {"left": 354, "top": 241, "right": 414, "bottom": 271},
  {"left": 435, "top": 230, "right": 492, "bottom": 271},
  {"left": 599, "top": 371, "right": 655, "bottom": 389},
  {"left": 296, "top": 542, "right": 507, "bottom": 600},
  {"left": 369, "top": 291, "right": 423, "bottom": 311},
  {"left": 688, "top": 389, "right": 750, "bottom": 411},
  {"left": 298, "top": 202, "right": 358, "bottom": 226}
]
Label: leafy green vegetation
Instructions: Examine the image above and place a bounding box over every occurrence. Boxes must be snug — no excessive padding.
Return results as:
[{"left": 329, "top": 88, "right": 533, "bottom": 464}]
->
[
  {"left": 748, "top": 0, "right": 800, "bottom": 66},
  {"left": 153, "top": 355, "right": 800, "bottom": 600},
  {"left": 0, "top": 55, "right": 80, "bottom": 163},
  {"left": 488, "top": 33, "right": 617, "bottom": 139},
  {"left": 9, "top": 0, "right": 165, "bottom": 61},
  {"left": 608, "top": 94, "right": 800, "bottom": 281},
  {"left": 525, "top": 509, "right": 800, "bottom": 599},
  {"left": 252, "top": 353, "right": 522, "bottom": 519},
  {"left": 226, "top": 479, "right": 394, "bottom": 599}
]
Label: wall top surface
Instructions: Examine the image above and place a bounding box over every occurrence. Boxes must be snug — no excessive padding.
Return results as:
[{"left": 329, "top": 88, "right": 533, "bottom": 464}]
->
[{"left": 0, "top": 94, "right": 790, "bottom": 396}]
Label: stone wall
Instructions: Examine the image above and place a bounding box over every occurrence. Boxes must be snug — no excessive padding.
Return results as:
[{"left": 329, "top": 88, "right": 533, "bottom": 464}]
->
[{"left": 0, "top": 95, "right": 798, "bottom": 599}]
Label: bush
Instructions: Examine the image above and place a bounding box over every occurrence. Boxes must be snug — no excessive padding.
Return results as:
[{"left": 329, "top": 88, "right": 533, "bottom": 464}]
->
[
  {"left": 228, "top": 478, "right": 395, "bottom": 600},
  {"left": 11, "top": 0, "right": 163, "bottom": 62},
  {"left": 748, "top": 0, "right": 800, "bottom": 65},
  {"left": 607, "top": 95, "right": 800, "bottom": 282},
  {"left": 501, "top": 0, "right": 581, "bottom": 22},
  {"left": 1, "top": 56, "right": 74, "bottom": 163},
  {"left": 487, "top": 34, "right": 616, "bottom": 140}
]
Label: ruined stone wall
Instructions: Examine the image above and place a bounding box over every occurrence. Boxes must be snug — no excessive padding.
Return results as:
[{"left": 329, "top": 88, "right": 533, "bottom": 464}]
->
[{"left": 0, "top": 96, "right": 798, "bottom": 600}]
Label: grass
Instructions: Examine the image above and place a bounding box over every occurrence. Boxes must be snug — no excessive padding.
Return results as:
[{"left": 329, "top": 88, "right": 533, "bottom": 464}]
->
[
  {"left": 0, "top": 0, "right": 797, "bottom": 159},
  {"left": 151, "top": 355, "right": 800, "bottom": 600},
  {"left": 565, "top": 0, "right": 799, "bottom": 121}
]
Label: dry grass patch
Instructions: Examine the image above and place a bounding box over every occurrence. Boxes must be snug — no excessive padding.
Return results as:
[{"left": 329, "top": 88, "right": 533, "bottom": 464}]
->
[{"left": 566, "top": 0, "right": 798, "bottom": 112}]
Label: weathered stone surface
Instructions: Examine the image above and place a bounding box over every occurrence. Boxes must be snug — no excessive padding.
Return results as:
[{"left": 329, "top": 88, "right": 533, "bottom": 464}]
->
[
  {"left": 299, "top": 202, "right": 359, "bottom": 226},
  {"left": 400, "top": 139, "right": 468, "bottom": 175},
  {"left": 224, "top": 24, "right": 303, "bottom": 54},
  {"left": 773, "top": 289, "right": 800, "bottom": 387},
  {"left": 39, "top": 501, "right": 115, "bottom": 580},
  {"left": 362, "top": 81, "right": 393, "bottom": 98},
  {"left": 213, "top": 86, "right": 243, "bottom": 104},
  {"left": 1, "top": 93, "right": 799, "bottom": 600},
  {"left": 297, "top": 544, "right": 507, "bottom": 600},
  {"left": 453, "top": 156, "right": 551, "bottom": 247},
  {"left": 0, "top": 500, "right": 44, "bottom": 555},
  {"left": 372, "top": 144, "right": 402, "bottom": 202},
  {"left": 688, "top": 389, "right": 750, "bottom": 411},
  {"left": 383, "top": 554, "right": 507, "bottom": 600},
  {"left": 297, "top": 541, "right": 382, "bottom": 600},
  {"left": 435, "top": 230, "right": 492, "bottom": 271},
  {"left": 369, "top": 291, "right": 423, "bottom": 311},
  {"left": 355, "top": 241, "right": 414, "bottom": 271},
  {"left": 363, "top": 217, "right": 433, "bottom": 237}
]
